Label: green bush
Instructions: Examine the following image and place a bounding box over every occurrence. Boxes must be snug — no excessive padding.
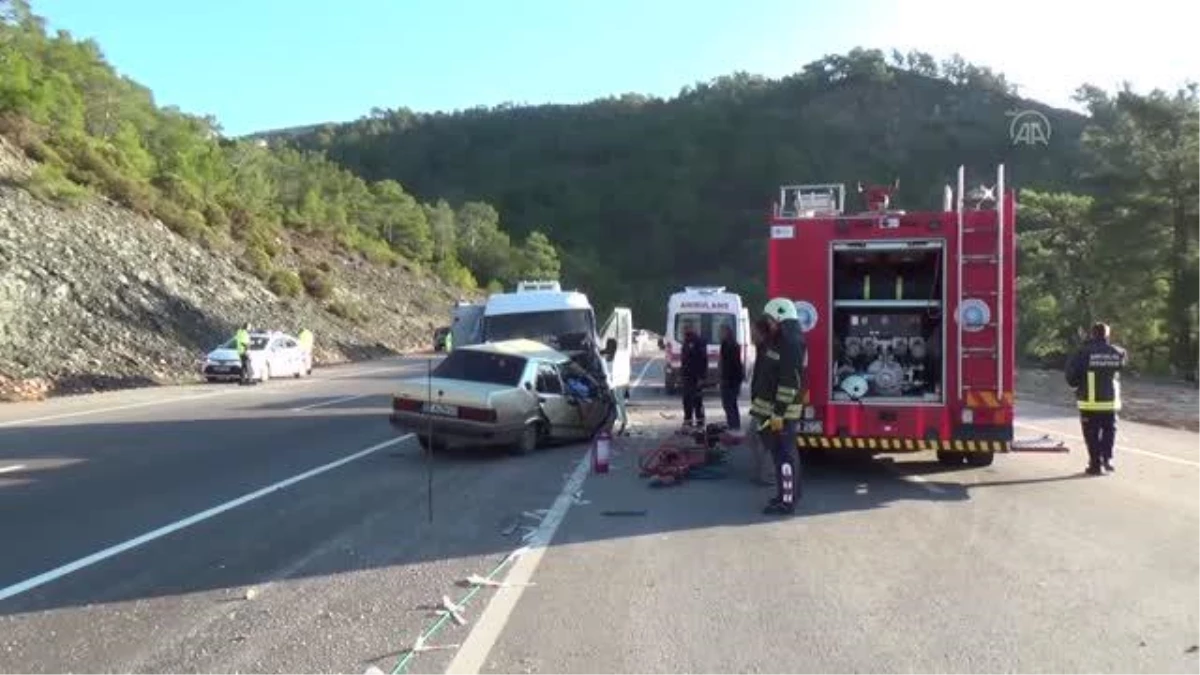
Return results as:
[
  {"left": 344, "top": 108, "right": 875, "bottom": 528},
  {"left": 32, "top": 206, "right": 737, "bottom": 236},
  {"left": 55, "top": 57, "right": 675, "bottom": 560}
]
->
[
  {"left": 327, "top": 300, "right": 368, "bottom": 324},
  {"left": 203, "top": 202, "right": 231, "bottom": 232},
  {"left": 149, "top": 196, "right": 206, "bottom": 240},
  {"left": 244, "top": 246, "right": 272, "bottom": 281},
  {"left": 108, "top": 174, "right": 156, "bottom": 216},
  {"left": 355, "top": 236, "right": 399, "bottom": 266},
  {"left": 23, "top": 164, "right": 90, "bottom": 206},
  {"left": 268, "top": 269, "right": 303, "bottom": 297},
  {"left": 300, "top": 266, "right": 334, "bottom": 299}
]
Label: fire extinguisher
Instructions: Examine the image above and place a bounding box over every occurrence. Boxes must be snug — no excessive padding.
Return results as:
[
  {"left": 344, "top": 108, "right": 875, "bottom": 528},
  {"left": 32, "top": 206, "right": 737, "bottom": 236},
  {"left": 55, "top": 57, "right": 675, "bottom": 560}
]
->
[{"left": 593, "top": 427, "right": 611, "bottom": 474}]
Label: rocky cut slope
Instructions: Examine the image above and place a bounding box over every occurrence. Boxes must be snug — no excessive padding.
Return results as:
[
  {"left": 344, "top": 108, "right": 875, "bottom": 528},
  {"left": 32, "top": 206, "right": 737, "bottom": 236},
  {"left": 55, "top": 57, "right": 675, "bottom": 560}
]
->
[{"left": 0, "top": 137, "right": 465, "bottom": 401}]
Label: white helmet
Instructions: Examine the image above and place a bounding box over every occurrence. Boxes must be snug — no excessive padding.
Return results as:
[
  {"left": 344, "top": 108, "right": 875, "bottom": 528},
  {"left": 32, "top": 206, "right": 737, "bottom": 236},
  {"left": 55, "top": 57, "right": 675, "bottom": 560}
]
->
[{"left": 763, "top": 297, "right": 799, "bottom": 322}]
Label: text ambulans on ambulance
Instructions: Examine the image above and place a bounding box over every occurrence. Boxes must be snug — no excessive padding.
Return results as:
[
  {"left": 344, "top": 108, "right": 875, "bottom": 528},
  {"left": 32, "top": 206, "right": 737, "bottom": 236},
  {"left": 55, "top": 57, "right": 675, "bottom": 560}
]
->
[
  {"left": 480, "top": 281, "right": 634, "bottom": 395},
  {"left": 661, "top": 287, "right": 751, "bottom": 394}
]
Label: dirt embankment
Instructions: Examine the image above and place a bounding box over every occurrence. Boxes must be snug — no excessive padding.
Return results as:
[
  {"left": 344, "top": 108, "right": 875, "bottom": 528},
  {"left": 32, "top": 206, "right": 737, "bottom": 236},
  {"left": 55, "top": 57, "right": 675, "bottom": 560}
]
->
[
  {"left": 0, "top": 135, "right": 472, "bottom": 402},
  {"left": 1017, "top": 368, "right": 1199, "bottom": 432}
]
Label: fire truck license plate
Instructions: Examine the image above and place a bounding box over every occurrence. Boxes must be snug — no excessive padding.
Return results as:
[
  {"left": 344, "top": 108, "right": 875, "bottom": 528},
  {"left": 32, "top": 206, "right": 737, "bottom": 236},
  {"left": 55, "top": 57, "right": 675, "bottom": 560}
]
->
[{"left": 800, "top": 421, "right": 823, "bottom": 434}]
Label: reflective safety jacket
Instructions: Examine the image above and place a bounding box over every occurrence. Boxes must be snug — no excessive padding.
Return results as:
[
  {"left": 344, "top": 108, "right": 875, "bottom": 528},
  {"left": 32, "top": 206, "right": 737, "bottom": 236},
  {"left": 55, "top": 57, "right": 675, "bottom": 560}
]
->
[
  {"left": 1065, "top": 337, "right": 1127, "bottom": 413},
  {"left": 235, "top": 328, "right": 250, "bottom": 356},
  {"left": 750, "top": 318, "right": 806, "bottom": 421}
]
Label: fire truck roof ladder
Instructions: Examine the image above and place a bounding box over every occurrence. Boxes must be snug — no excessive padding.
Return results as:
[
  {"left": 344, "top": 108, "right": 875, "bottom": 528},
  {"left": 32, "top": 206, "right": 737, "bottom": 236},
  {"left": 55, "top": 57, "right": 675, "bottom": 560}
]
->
[
  {"left": 776, "top": 184, "right": 845, "bottom": 218},
  {"left": 955, "top": 164, "right": 1005, "bottom": 402}
]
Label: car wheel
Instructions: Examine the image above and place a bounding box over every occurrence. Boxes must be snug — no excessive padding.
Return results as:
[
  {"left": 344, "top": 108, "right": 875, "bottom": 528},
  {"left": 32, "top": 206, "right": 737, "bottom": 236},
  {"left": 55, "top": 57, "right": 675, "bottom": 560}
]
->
[
  {"left": 510, "top": 423, "right": 539, "bottom": 456},
  {"left": 206, "top": 377, "right": 218, "bottom": 383}
]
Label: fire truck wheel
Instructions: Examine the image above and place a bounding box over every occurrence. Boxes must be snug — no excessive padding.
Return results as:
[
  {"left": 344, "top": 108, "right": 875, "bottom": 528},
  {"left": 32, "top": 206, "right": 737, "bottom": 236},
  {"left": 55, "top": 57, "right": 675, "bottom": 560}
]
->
[
  {"left": 965, "top": 452, "right": 995, "bottom": 467},
  {"left": 937, "top": 450, "right": 966, "bottom": 466}
]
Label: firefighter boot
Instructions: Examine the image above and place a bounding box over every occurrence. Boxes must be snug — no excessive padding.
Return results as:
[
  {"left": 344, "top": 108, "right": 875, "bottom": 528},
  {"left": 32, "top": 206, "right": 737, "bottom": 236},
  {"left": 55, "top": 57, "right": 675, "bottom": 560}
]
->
[{"left": 763, "top": 451, "right": 797, "bottom": 516}]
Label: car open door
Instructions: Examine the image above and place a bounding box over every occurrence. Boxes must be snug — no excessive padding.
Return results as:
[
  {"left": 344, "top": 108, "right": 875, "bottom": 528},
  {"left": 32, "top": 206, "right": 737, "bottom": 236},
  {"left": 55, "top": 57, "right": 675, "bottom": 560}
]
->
[
  {"left": 451, "top": 303, "right": 485, "bottom": 348},
  {"left": 599, "top": 307, "right": 633, "bottom": 390}
]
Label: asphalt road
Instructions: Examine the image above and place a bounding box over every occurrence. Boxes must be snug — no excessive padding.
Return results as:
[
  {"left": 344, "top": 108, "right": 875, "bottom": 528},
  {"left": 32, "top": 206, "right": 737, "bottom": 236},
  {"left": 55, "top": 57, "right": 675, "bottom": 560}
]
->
[
  {"left": 0, "top": 351, "right": 1196, "bottom": 674},
  {"left": 460, "top": 357, "right": 1199, "bottom": 675},
  {"left": 0, "top": 355, "right": 590, "bottom": 673}
]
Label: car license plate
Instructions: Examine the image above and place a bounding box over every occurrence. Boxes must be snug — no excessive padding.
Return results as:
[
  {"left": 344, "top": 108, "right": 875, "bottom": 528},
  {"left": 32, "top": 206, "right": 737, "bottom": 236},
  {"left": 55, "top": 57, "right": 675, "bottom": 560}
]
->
[
  {"left": 800, "top": 420, "right": 823, "bottom": 434},
  {"left": 212, "top": 366, "right": 230, "bottom": 373},
  {"left": 423, "top": 402, "right": 458, "bottom": 417}
]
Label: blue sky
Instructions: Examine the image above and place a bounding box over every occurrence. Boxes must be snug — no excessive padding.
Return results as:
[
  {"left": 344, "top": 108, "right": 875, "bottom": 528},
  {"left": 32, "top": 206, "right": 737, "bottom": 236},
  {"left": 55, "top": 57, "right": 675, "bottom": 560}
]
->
[{"left": 36, "top": 0, "right": 1200, "bottom": 137}]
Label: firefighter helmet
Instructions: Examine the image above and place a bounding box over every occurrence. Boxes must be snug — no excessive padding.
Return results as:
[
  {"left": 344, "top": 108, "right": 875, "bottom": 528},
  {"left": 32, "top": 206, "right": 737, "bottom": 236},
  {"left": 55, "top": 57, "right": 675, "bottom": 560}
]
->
[{"left": 763, "top": 298, "right": 799, "bottom": 322}]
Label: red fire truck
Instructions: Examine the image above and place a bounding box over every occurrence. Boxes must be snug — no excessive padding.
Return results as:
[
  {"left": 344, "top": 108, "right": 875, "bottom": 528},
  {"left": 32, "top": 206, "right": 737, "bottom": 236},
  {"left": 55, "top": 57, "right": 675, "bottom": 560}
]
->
[{"left": 766, "top": 165, "right": 1015, "bottom": 467}]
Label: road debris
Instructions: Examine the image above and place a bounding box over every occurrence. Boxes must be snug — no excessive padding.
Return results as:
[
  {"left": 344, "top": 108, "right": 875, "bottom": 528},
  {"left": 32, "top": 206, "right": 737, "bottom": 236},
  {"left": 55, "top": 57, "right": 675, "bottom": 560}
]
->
[
  {"left": 403, "top": 634, "right": 460, "bottom": 655},
  {"left": 1010, "top": 435, "right": 1069, "bottom": 453},
  {"left": 460, "top": 574, "right": 536, "bottom": 589},
  {"left": 435, "top": 595, "right": 467, "bottom": 626},
  {"left": 243, "top": 587, "right": 259, "bottom": 601}
]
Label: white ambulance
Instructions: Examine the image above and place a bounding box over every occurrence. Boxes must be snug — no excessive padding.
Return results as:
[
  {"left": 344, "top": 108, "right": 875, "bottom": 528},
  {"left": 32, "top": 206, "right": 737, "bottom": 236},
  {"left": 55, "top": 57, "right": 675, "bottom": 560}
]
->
[{"left": 661, "top": 286, "right": 751, "bottom": 394}]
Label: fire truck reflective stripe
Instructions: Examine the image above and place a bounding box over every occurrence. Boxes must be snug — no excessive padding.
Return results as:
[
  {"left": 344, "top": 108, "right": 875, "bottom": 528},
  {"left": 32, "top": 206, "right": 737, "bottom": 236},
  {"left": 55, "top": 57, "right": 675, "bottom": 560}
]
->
[
  {"left": 964, "top": 391, "right": 1015, "bottom": 408},
  {"left": 797, "top": 437, "right": 1009, "bottom": 452}
]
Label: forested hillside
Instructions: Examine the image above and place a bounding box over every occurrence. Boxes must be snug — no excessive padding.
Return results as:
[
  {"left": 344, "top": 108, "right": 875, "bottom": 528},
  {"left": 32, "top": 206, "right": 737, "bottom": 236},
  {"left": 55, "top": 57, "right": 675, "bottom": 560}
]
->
[
  {"left": 269, "top": 49, "right": 1199, "bottom": 376},
  {"left": 0, "top": 0, "right": 560, "bottom": 297},
  {"left": 0, "top": 0, "right": 566, "bottom": 398}
]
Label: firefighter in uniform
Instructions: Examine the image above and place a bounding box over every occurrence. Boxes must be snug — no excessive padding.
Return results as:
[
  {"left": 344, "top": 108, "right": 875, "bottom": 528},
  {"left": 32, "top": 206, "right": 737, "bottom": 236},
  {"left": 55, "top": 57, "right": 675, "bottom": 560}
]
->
[
  {"left": 1065, "top": 322, "right": 1127, "bottom": 475},
  {"left": 750, "top": 298, "right": 806, "bottom": 515}
]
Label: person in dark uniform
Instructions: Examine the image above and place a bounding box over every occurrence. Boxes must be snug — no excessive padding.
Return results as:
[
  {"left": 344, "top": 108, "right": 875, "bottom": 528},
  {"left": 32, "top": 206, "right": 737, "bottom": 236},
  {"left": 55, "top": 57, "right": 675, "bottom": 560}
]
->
[
  {"left": 1065, "top": 322, "right": 1127, "bottom": 475},
  {"left": 718, "top": 323, "right": 745, "bottom": 432},
  {"left": 679, "top": 322, "right": 709, "bottom": 428},
  {"left": 749, "top": 299, "right": 806, "bottom": 515}
]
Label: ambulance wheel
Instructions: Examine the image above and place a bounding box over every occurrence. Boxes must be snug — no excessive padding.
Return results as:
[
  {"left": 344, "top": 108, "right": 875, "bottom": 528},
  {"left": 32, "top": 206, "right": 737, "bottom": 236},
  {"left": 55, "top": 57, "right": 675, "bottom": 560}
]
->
[
  {"left": 966, "top": 452, "right": 995, "bottom": 467},
  {"left": 937, "top": 450, "right": 966, "bottom": 466}
]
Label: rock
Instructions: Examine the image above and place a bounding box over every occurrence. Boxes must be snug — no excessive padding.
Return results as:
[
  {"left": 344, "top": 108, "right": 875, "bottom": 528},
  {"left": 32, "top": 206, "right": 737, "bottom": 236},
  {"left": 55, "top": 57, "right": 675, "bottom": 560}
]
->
[{"left": 0, "top": 136, "right": 478, "bottom": 402}]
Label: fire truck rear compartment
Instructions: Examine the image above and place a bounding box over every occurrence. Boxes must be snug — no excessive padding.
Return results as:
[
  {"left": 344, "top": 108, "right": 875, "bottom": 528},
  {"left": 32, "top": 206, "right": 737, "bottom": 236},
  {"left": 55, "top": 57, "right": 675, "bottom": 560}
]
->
[{"left": 830, "top": 244, "right": 944, "bottom": 404}]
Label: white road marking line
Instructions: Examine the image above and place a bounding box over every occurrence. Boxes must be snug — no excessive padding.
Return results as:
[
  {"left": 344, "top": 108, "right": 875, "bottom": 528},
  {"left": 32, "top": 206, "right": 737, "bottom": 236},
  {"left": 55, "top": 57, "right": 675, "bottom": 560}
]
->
[
  {"left": 291, "top": 393, "right": 373, "bottom": 412},
  {"left": 880, "top": 463, "right": 947, "bottom": 495},
  {"left": 0, "top": 433, "right": 415, "bottom": 604},
  {"left": 0, "top": 362, "right": 416, "bottom": 429},
  {"left": 0, "top": 391, "right": 229, "bottom": 428},
  {"left": 632, "top": 357, "right": 660, "bottom": 389},
  {"left": 445, "top": 451, "right": 592, "bottom": 674},
  {"left": 1016, "top": 421, "right": 1199, "bottom": 469},
  {"left": 0, "top": 464, "right": 26, "bottom": 476},
  {"left": 898, "top": 472, "right": 947, "bottom": 495}
]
